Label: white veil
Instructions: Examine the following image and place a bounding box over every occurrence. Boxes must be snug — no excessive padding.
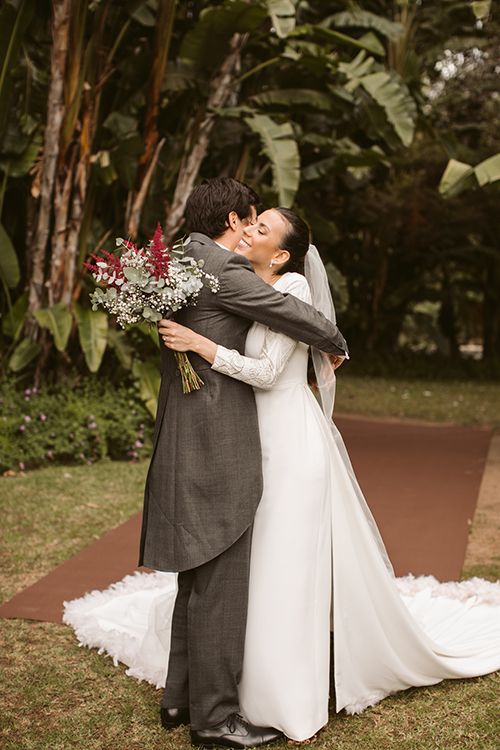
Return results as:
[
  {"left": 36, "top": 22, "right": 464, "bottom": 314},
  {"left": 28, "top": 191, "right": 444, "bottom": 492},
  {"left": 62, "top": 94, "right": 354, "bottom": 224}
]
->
[{"left": 304, "top": 244, "right": 395, "bottom": 576}]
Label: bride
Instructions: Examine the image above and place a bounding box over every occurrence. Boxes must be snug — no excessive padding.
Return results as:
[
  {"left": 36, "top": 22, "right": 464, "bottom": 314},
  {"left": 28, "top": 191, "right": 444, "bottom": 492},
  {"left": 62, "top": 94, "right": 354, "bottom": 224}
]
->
[{"left": 64, "top": 207, "right": 500, "bottom": 743}]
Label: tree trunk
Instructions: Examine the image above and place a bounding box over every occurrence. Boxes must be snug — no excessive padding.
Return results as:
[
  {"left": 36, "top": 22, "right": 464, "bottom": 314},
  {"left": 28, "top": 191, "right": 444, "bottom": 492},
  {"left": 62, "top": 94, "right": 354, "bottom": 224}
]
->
[
  {"left": 165, "top": 32, "right": 248, "bottom": 236},
  {"left": 127, "top": 138, "right": 166, "bottom": 240},
  {"left": 48, "top": 145, "right": 76, "bottom": 306},
  {"left": 139, "top": 0, "right": 176, "bottom": 179},
  {"left": 126, "top": 0, "right": 177, "bottom": 238},
  {"left": 48, "top": 1, "right": 108, "bottom": 308},
  {"left": 27, "top": 0, "right": 71, "bottom": 324}
]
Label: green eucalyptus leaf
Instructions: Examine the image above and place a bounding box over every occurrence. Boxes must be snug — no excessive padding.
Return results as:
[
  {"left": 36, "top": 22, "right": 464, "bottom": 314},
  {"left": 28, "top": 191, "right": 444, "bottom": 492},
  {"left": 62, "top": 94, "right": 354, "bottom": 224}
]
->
[
  {"left": 143, "top": 306, "right": 162, "bottom": 321},
  {"left": 124, "top": 266, "right": 148, "bottom": 285}
]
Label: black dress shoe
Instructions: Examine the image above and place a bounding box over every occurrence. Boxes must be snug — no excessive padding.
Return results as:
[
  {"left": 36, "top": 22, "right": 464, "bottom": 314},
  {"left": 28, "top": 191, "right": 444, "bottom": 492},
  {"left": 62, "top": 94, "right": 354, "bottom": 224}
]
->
[
  {"left": 191, "top": 712, "right": 283, "bottom": 748},
  {"left": 160, "top": 706, "right": 190, "bottom": 729}
]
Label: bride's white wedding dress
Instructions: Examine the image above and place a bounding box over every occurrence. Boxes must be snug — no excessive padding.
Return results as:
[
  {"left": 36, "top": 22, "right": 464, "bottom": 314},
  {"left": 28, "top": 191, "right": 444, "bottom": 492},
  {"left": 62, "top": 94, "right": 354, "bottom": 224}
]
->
[{"left": 64, "top": 272, "right": 500, "bottom": 741}]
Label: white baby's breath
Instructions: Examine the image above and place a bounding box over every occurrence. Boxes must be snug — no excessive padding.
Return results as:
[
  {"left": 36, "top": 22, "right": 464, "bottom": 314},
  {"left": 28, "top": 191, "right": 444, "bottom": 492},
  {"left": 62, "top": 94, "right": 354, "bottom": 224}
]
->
[{"left": 89, "top": 239, "right": 219, "bottom": 328}]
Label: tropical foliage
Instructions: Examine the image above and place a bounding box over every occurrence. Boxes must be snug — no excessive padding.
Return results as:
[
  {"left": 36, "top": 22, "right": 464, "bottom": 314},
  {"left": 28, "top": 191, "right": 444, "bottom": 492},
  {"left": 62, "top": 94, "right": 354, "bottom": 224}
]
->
[
  {"left": 0, "top": 0, "right": 498, "bottom": 411},
  {"left": 0, "top": 375, "right": 152, "bottom": 471}
]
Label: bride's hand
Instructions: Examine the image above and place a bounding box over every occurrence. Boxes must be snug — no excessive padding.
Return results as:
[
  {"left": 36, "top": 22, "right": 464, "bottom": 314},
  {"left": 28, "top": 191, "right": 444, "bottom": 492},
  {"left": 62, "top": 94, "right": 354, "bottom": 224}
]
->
[{"left": 158, "top": 319, "right": 199, "bottom": 352}]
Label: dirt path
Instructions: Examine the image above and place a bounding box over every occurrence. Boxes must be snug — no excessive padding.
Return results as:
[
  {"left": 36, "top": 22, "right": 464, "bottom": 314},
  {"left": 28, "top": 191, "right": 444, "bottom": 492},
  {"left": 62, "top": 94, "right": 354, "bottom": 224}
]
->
[{"left": 0, "top": 416, "right": 493, "bottom": 624}]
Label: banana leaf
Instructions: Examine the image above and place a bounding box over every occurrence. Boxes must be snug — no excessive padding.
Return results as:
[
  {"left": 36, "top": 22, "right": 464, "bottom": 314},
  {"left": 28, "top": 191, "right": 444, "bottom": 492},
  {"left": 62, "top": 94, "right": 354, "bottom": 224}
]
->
[
  {"left": 250, "top": 88, "right": 334, "bottom": 112},
  {"left": 74, "top": 305, "right": 108, "bottom": 372},
  {"left": 266, "top": 0, "right": 296, "bottom": 38},
  {"left": 132, "top": 359, "right": 160, "bottom": 417},
  {"left": 0, "top": 0, "right": 36, "bottom": 141},
  {"left": 33, "top": 303, "right": 73, "bottom": 352},
  {"left": 325, "top": 9, "right": 404, "bottom": 40},
  {"left": 360, "top": 71, "right": 416, "bottom": 147},
  {"left": 8, "top": 337, "right": 41, "bottom": 372},
  {"left": 439, "top": 154, "right": 500, "bottom": 197},
  {"left": 0, "top": 222, "right": 20, "bottom": 288},
  {"left": 471, "top": 1, "right": 491, "bottom": 20},
  {"left": 2, "top": 292, "right": 28, "bottom": 340},
  {"left": 180, "top": 1, "right": 265, "bottom": 72},
  {"left": 244, "top": 114, "right": 300, "bottom": 207},
  {"left": 107, "top": 327, "right": 134, "bottom": 369}
]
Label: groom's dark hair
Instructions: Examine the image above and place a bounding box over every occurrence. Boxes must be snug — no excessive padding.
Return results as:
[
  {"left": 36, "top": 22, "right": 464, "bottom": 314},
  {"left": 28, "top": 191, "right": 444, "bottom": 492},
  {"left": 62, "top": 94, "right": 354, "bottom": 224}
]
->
[{"left": 185, "top": 177, "right": 260, "bottom": 238}]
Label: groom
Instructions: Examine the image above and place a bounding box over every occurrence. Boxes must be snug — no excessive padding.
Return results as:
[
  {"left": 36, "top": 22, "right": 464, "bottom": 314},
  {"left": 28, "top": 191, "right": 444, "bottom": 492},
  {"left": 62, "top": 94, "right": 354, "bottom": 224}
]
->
[{"left": 139, "top": 178, "right": 348, "bottom": 748}]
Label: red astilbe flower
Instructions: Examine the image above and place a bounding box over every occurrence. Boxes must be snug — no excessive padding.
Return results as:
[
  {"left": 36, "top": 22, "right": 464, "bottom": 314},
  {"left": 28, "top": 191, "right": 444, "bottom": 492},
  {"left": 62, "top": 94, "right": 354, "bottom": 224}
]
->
[
  {"left": 83, "top": 249, "right": 125, "bottom": 288},
  {"left": 148, "top": 222, "right": 170, "bottom": 279}
]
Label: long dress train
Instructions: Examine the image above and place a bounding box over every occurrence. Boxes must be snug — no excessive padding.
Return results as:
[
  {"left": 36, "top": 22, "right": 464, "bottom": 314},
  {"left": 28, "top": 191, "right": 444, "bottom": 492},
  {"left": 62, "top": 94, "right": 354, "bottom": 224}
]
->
[{"left": 64, "top": 272, "right": 500, "bottom": 741}]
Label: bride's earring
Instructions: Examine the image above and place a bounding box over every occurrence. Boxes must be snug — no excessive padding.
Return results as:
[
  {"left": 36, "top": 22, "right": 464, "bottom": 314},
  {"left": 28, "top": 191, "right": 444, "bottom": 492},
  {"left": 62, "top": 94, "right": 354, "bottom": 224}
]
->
[{"left": 269, "top": 260, "right": 275, "bottom": 268}]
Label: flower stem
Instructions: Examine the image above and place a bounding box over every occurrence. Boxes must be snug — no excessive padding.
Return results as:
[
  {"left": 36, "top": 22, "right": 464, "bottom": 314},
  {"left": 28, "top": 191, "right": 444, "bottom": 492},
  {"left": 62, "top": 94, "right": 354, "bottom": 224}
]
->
[{"left": 174, "top": 352, "right": 204, "bottom": 394}]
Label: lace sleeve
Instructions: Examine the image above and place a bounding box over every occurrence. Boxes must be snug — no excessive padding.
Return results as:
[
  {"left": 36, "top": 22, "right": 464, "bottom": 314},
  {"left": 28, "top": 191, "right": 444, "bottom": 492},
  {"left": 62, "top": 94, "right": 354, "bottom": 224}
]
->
[{"left": 211, "top": 275, "right": 311, "bottom": 390}]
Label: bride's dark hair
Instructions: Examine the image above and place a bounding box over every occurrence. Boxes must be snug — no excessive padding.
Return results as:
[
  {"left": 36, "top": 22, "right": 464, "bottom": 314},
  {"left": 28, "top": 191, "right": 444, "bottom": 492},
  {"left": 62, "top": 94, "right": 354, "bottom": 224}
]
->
[{"left": 274, "top": 208, "right": 310, "bottom": 275}]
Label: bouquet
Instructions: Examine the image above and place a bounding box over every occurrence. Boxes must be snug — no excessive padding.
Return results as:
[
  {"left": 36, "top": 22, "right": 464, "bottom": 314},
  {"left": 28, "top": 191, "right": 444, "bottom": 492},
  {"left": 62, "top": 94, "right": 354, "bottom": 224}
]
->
[{"left": 84, "top": 223, "right": 219, "bottom": 393}]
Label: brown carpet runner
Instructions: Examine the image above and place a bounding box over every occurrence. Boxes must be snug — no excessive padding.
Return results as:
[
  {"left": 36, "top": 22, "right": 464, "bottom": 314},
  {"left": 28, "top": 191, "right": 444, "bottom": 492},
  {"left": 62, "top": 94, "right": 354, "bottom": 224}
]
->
[{"left": 0, "top": 417, "right": 492, "bottom": 625}]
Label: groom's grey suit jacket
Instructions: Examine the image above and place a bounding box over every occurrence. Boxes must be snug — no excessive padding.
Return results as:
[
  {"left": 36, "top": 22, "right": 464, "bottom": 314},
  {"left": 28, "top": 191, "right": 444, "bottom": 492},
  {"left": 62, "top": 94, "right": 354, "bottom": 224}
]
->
[{"left": 138, "top": 232, "right": 348, "bottom": 572}]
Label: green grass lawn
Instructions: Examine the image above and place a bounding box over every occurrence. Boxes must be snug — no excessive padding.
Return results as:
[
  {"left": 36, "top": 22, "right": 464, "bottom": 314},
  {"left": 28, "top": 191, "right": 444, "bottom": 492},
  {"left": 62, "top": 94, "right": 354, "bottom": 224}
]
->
[
  {"left": 1, "top": 615, "right": 496, "bottom": 750},
  {"left": 335, "top": 375, "right": 500, "bottom": 429},
  {"left": 1, "top": 377, "right": 499, "bottom": 750},
  {"left": 0, "top": 461, "right": 148, "bottom": 604}
]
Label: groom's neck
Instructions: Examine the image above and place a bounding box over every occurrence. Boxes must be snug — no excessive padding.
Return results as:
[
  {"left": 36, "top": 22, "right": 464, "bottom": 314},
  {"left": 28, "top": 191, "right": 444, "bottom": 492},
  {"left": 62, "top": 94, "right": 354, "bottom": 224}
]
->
[{"left": 214, "top": 229, "right": 238, "bottom": 252}]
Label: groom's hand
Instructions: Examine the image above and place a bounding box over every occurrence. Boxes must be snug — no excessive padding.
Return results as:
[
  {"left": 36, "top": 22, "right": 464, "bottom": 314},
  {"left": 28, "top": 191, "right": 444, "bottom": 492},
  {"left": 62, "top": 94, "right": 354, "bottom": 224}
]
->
[{"left": 329, "top": 354, "right": 346, "bottom": 370}]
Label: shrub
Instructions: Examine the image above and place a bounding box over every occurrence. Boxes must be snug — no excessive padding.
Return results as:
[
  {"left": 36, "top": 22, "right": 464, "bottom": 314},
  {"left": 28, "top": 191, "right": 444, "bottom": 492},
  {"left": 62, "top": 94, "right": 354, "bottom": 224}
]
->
[{"left": 0, "top": 376, "right": 153, "bottom": 472}]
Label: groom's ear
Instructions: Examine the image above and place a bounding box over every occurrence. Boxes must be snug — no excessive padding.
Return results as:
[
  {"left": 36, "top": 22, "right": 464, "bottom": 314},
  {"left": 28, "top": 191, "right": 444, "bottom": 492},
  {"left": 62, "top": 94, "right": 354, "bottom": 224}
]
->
[{"left": 226, "top": 210, "right": 239, "bottom": 231}]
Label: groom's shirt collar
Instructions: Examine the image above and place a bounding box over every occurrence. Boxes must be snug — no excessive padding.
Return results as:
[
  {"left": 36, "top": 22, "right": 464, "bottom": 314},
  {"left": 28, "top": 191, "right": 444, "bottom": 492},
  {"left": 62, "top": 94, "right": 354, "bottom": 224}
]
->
[{"left": 188, "top": 233, "right": 231, "bottom": 252}]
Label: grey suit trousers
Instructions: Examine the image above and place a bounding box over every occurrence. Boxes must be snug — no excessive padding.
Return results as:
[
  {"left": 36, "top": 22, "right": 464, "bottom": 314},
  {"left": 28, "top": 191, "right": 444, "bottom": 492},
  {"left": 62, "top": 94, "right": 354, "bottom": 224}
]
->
[{"left": 162, "top": 526, "right": 253, "bottom": 729}]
